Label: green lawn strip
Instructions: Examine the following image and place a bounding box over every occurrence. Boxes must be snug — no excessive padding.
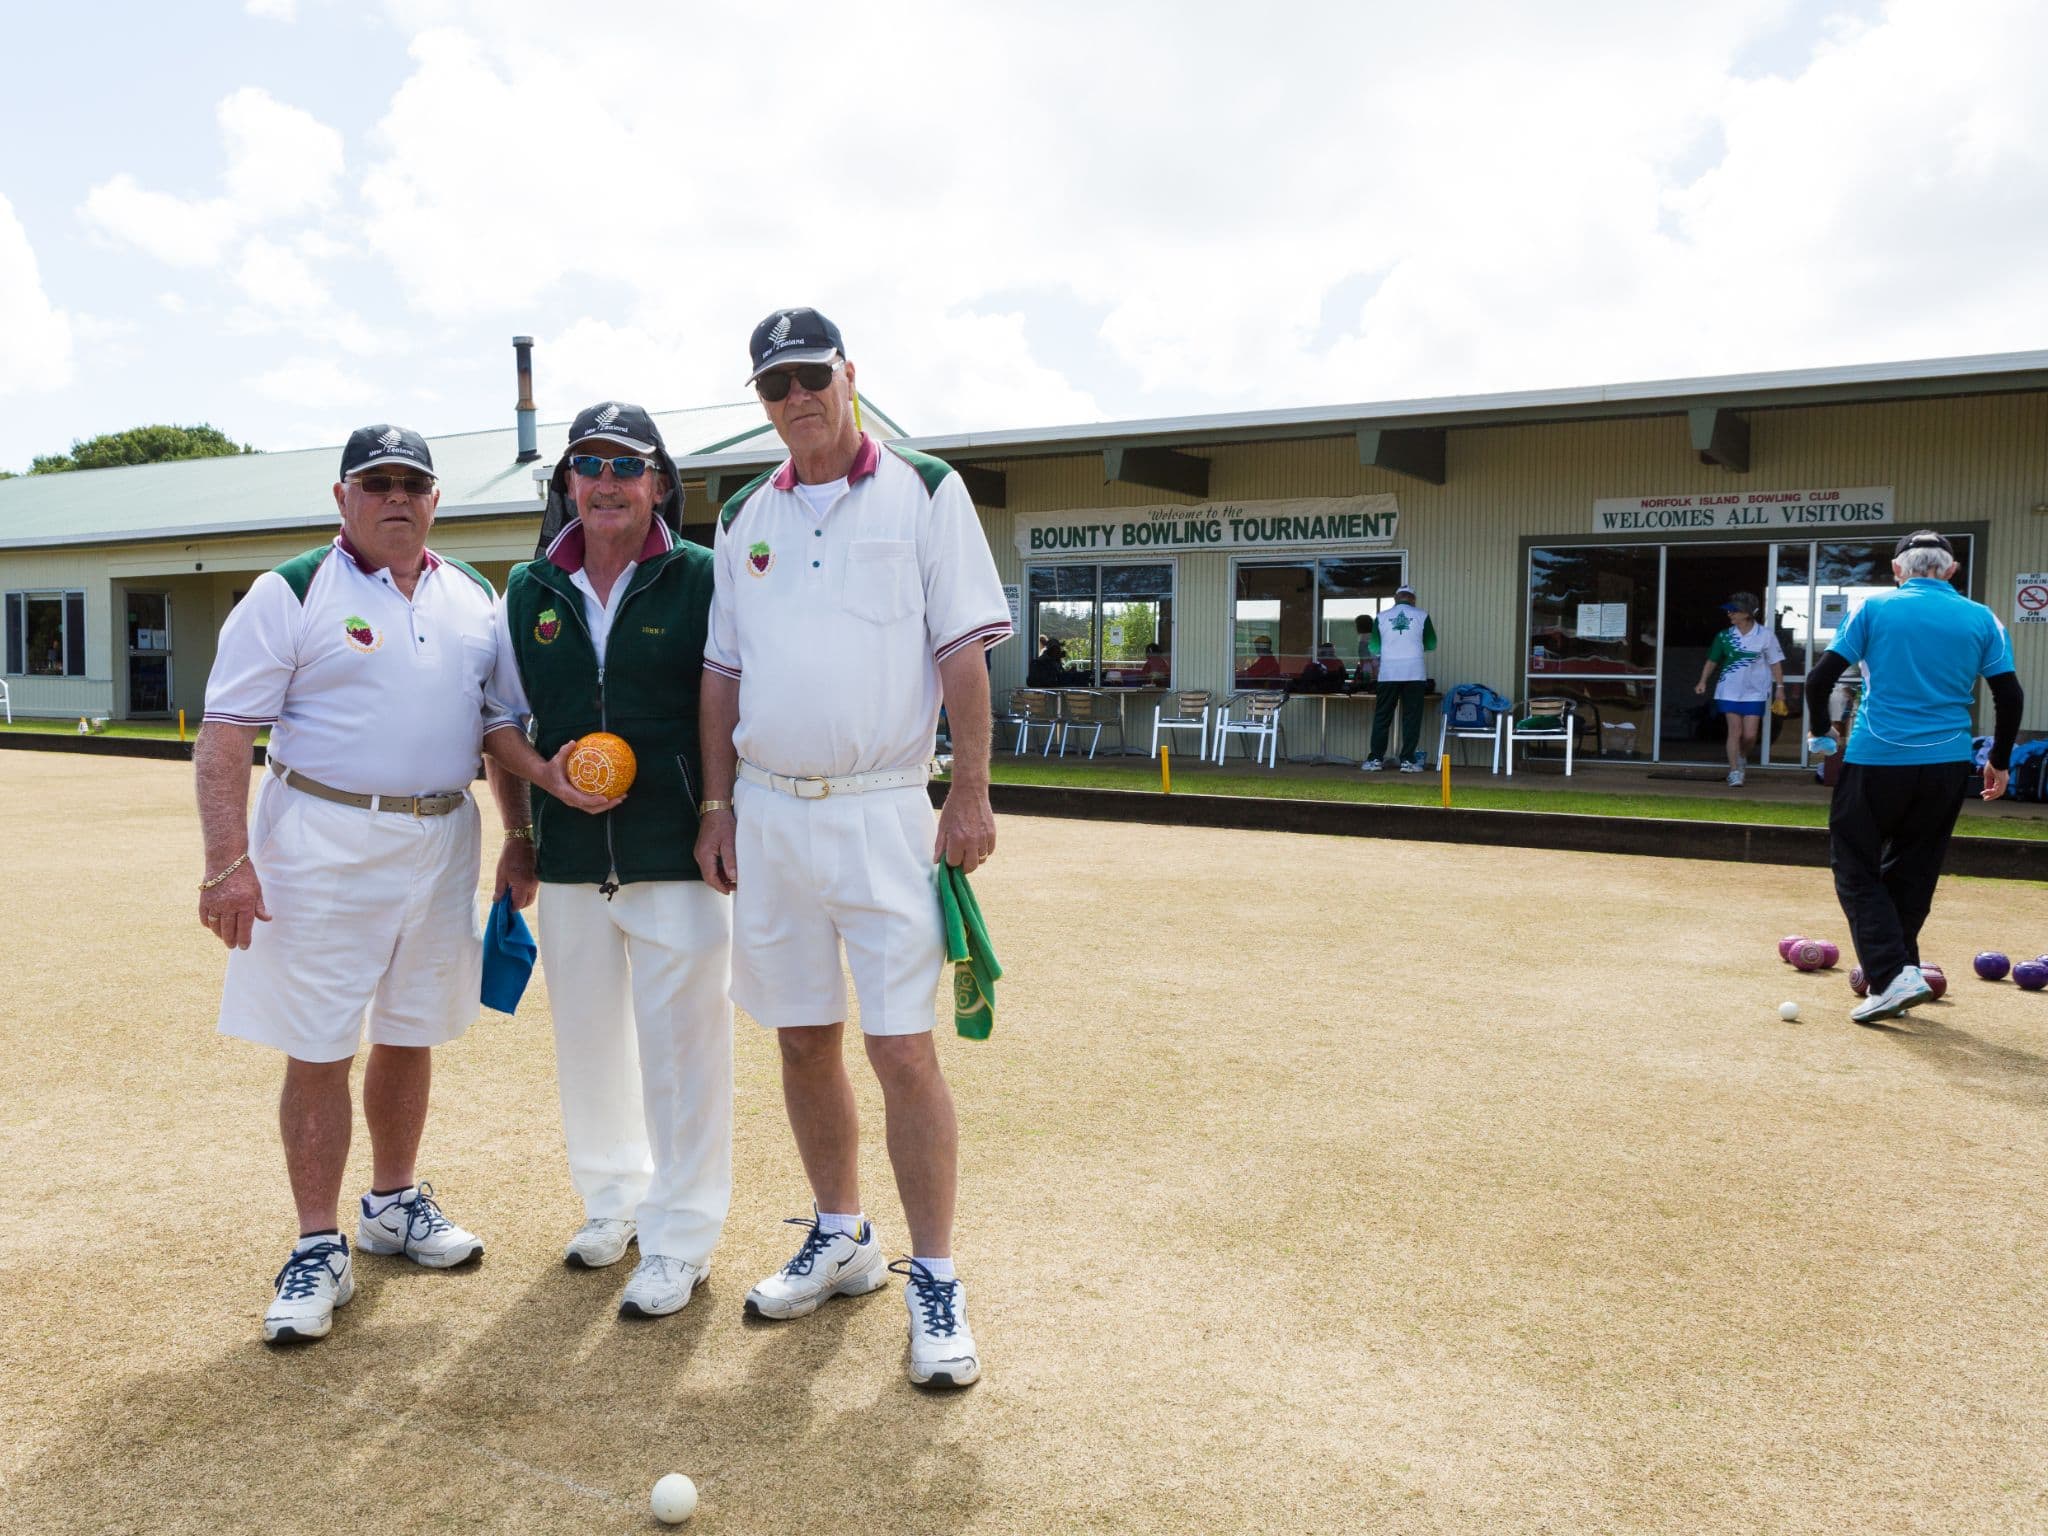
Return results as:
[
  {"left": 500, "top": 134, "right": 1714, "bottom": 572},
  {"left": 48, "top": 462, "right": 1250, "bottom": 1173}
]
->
[
  {"left": 967, "top": 759, "right": 2048, "bottom": 842},
  {"left": 0, "top": 718, "right": 269, "bottom": 745}
]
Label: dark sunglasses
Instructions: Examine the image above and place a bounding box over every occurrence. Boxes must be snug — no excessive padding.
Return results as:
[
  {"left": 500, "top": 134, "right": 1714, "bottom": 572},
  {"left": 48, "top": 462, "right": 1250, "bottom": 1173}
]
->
[
  {"left": 352, "top": 472, "right": 436, "bottom": 495},
  {"left": 754, "top": 361, "right": 841, "bottom": 402},
  {"left": 569, "top": 455, "right": 659, "bottom": 480}
]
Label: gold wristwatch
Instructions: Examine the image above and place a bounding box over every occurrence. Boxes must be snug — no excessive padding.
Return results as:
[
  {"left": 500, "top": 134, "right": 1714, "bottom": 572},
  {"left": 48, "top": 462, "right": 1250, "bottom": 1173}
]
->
[{"left": 697, "top": 799, "right": 730, "bottom": 815}]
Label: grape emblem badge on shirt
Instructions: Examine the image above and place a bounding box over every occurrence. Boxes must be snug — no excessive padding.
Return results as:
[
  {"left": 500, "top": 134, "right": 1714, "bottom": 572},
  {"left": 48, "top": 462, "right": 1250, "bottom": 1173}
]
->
[
  {"left": 341, "top": 616, "right": 381, "bottom": 654},
  {"left": 533, "top": 607, "right": 560, "bottom": 645},
  {"left": 748, "top": 541, "right": 775, "bottom": 577}
]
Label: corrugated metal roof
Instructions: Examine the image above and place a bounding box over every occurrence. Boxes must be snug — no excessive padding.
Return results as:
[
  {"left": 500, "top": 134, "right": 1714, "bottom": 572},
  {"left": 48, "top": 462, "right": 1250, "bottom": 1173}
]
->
[
  {"left": 669, "top": 347, "right": 2048, "bottom": 475},
  {"left": 0, "top": 402, "right": 797, "bottom": 550}
]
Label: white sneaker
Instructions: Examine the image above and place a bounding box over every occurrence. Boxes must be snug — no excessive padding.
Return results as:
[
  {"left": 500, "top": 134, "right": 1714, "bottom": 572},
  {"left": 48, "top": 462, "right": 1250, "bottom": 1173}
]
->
[
  {"left": 355, "top": 1182, "right": 484, "bottom": 1268},
  {"left": 1851, "top": 964, "right": 1934, "bottom": 1025},
  {"left": 264, "top": 1235, "right": 354, "bottom": 1344},
  {"left": 619, "top": 1254, "right": 709, "bottom": 1318},
  {"left": 1727, "top": 769, "right": 1745, "bottom": 787},
  {"left": 1399, "top": 757, "right": 1424, "bottom": 773},
  {"left": 892, "top": 1259, "right": 981, "bottom": 1388},
  {"left": 564, "top": 1217, "right": 636, "bottom": 1269},
  {"left": 1361, "top": 758, "right": 1384, "bottom": 772},
  {"left": 744, "top": 1213, "right": 888, "bottom": 1320}
]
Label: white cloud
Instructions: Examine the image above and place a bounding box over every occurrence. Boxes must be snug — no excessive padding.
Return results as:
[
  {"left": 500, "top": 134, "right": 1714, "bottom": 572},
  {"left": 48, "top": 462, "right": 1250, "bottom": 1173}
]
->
[
  {"left": 0, "top": 195, "right": 73, "bottom": 395},
  {"left": 246, "top": 0, "right": 298, "bottom": 17},
  {"left": 252, "top": 356, "right": 375, "bottom": 409},
  {"left": 80, "top": 88, "right": 344, "bottom": 268},
  {"left": 157, "top": 292, "right": 188, "bottom": 314}
]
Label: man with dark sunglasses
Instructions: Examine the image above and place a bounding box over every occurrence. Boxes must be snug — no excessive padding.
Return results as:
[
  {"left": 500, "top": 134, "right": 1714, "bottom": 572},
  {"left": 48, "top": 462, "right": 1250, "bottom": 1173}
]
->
[
  {"left": 697, "top": 308, "right": 1011, "bottom": 1387},
  {"left": 197, "top": 424, "right": 518, "bottom": 1343},
  {"left": 482, "top": 401, "right": 733, "bottom": 1322}
]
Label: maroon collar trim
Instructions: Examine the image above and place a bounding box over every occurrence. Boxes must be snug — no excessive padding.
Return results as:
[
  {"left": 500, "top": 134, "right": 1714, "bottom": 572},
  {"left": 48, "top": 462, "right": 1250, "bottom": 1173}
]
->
[
  {"left": 542, "top": 517, "right": 675, "bottom": 575},
  {"left": 770, "top": 433, "right": 879, "bottom": 493},
  {"left": 333, "top": 534, "right": 440, "bottom": 576}
]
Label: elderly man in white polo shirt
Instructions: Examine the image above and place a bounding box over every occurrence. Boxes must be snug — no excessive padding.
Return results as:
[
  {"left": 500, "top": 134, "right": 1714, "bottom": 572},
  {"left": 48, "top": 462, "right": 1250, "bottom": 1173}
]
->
[
  {"left": 196, "top": 423, "right": 540, "bottom": 1346},
  {"left": 696, "top": 307, "right": 1010, "bottom": 1388}
]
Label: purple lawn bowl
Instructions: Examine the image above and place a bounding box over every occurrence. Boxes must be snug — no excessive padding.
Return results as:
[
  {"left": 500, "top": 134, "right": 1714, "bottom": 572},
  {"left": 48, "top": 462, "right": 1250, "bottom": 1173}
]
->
[
  {"left": 1778, "top": 935, "right": 1807, "bottom": 963},
  {"left": 1923, "top": 964, "right": 1947, "bottom": 1000},
  {"left": 1790, "top": 940, "right": 1829, "bottom": 972},
  {"left": 1975, "top": 952, "right": 2012, "bottom": 981},
  {"left": 2013, "top": 961, "right": 2048, "bottom": 993},
  {"left": 1849, "top": 966, "right": 1869, "bottom": 997},
  {"left": 1816, "top": 941, "right": 1840, "bottom": 969}
]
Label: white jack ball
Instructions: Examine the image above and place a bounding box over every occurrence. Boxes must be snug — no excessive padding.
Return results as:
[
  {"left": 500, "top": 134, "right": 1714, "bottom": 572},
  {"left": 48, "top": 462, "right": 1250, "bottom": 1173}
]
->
[
  {"left": 1778, "top": 1001, "right": 1800, "bottom": 1021},
  {"left": 652, "top": 1473, "right": 698, "bottom": 1524}
]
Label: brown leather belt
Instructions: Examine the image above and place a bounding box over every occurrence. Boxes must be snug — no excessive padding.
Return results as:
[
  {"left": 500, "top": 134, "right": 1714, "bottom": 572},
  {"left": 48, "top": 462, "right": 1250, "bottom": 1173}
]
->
[{"left": 270, "top": 759, "right": 466, "bottom": 817}]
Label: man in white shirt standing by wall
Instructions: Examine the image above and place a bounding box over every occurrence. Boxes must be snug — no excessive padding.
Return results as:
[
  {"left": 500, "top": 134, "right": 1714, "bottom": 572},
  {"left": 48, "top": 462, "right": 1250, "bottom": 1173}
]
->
[
  {"left": 696, "top": 307, "right": 1011, "bottom": 1388},
  {"left": 195, "top": 424, "right": 516, "bottom": 1345},
  {"left": 1362, "top": 582, "right": 1437, "bottom": 772}
]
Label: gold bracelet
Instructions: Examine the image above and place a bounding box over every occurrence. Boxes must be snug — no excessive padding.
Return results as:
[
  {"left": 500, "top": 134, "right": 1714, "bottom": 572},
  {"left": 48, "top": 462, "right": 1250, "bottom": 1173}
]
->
[
  {"left": 504, "top": 824, "right": 535, "bottom": 842},
  {"left": 199, "top": 852, "right": 249, "bottom": 892},
  {"left": 697, "top": 799, "right": 730, "bottom": 815}
]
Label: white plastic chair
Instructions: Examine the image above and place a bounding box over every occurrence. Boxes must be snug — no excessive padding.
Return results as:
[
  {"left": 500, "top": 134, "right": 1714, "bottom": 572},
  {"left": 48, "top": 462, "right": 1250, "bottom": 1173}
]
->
[
  {"left": 1213, "top": 691, "right": 1288, "bottom": 768},
  {"left": 1506, "top": 695, "right": 1578, "bottom": 777},
  {"left": 1436, "top": 684, "right": 1510, "bottom": 773},
  {"left": 1151, "top": 690, "right": 1213, "bottom": 760},
  {"left": 0, "top": 677, "right": 10, "bottom": 724}
]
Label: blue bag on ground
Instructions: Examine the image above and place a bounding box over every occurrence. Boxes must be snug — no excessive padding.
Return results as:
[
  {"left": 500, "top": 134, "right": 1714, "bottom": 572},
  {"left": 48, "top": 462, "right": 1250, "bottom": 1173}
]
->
[{"left": 480, "top": 890, "right": 537, "bottom": 1014}]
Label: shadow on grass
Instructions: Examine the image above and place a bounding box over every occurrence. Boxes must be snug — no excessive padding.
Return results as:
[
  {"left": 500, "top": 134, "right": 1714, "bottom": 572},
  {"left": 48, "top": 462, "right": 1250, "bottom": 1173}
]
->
[
  {"left": 1871, "top": 1005, "right": 2048, "bottom": 1108},
  {"left": 12, "top": 1256, "right": 989, "bottom": 1535}
]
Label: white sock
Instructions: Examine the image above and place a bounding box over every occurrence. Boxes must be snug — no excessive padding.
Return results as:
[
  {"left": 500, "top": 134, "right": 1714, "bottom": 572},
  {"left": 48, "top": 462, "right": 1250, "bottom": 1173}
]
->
[
  {"left": 911, "top": 1256, "right": 956, "bottom": 1283},
  {"left": 294, "top": 1229, "right": 341, "bottom": 1252},
  {"left": 362, "top": 1186, "right": 414, "bottom": 1217},
  {"left": 818, "top": 1210, "right": 865, "bottom": 1239}
]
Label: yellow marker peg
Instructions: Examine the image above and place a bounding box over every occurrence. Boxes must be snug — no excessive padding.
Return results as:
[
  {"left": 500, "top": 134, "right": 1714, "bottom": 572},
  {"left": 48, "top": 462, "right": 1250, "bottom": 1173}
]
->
[
  {"left": 1440, "top": 751, "right": 1451, "bottom": 808},
  {"left": 1160, "top": 744, "right": 1172, "bottom": 794},
  {"left": 178, "top": 708, "right": 187, "bottom": 744}
]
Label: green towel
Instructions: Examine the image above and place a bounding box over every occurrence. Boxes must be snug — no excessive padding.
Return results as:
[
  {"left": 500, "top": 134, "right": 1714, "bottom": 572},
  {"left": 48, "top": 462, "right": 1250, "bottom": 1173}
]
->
[{"left": 937, "top": 864, "right": 1002, "bottom": 1040}]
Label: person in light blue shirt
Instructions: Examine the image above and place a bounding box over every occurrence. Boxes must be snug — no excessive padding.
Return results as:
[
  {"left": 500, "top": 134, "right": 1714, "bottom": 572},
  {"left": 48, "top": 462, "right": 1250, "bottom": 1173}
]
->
[{"left": 1804, "top": 530, "right": 2024, "bottom": 1024}]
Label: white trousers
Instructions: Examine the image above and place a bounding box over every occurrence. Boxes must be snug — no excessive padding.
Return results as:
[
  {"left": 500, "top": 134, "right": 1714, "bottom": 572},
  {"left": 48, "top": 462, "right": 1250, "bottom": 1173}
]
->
[{"left": 536, "top": 880, "right": 733, "bottom": 1263}]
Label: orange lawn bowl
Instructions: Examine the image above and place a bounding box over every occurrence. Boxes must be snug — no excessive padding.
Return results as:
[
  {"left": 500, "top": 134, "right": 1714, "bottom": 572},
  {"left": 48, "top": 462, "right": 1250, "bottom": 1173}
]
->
[{"left": 565, "top": 732, "right": 636, "bottom": 797}]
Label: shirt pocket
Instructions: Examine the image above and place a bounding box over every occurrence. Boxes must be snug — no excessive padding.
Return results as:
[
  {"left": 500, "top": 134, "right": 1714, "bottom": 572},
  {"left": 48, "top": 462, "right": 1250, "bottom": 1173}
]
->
[{"left": 842, "top": 540, "right": 919, "bottom": 626}]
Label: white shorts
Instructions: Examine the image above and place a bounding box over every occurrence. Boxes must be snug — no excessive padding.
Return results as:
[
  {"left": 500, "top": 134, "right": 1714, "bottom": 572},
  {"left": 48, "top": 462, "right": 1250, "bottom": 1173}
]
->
[
  {"left": 217, "top": 774, "right": 484, "bottom": 1063},
  {"left": 729, "top": 777, "right": 943, "bottom": 1036}
]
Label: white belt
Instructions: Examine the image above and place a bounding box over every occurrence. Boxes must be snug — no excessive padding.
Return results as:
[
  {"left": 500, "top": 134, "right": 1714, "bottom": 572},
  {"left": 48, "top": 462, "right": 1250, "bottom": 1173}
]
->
[{"left": 738, "top": 760, "right": 934, "bottom": 800}]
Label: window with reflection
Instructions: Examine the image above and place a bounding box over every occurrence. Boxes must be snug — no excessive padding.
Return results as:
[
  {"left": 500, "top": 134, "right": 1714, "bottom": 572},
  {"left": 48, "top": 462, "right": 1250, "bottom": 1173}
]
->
[
  {"left": 1527, "top": 546, "right": 1660, "bottom": 675},
  {"left": 1025, "top": 563, "right": 1174, "bottom": 688},
  {"left": 1235, "top": 556, "right": 1404, "bottom": 686}
]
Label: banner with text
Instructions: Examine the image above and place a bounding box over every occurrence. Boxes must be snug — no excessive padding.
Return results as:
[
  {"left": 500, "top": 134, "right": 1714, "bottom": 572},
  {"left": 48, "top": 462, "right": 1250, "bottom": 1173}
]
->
[
  {"left": 1592, "top": 486, "right": 1894, "bottom": 535},
  {"left": 1015, "top": 494, "right": 1400, "bottom": 556}
]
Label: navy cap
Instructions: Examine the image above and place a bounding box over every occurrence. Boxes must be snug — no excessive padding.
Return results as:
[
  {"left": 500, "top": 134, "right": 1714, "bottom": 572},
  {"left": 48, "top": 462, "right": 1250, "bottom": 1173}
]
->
[
  {"left": 1894, "top": 529, "right": 1953, "bottom": 557},
  {"left": 746, "top": 307, "right": 845, "bottom": 384},
  {"left": 565, "top": 400, "right": 664, "bottom": 456},
  {"left": 340, "top": 424, "right": 434, "bottom": 479},
  {"left": 1721, "top": 591, "right": 1761, "bottom": 615}
]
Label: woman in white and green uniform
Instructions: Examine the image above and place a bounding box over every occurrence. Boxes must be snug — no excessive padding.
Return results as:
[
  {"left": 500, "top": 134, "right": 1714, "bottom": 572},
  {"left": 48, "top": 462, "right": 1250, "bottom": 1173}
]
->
[{"left": 1693, "top": 590, "right": 1785, "bottom": 786}]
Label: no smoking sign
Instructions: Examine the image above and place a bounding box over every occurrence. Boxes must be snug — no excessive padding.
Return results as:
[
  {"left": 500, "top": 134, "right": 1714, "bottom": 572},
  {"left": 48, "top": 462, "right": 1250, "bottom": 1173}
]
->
[{"left": 2015, "top": 573, "right": 2048, "bottom": 625}]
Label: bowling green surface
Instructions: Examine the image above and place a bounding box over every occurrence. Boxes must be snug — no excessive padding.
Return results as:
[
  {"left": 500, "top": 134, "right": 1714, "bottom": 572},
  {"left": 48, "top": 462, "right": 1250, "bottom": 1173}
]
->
[{"left": 5, "top": 751, "right": 2048, "bottom": 1535}]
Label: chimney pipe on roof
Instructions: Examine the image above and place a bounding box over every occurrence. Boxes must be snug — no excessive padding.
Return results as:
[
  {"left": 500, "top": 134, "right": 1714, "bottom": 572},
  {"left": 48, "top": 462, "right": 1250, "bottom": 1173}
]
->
[{"left": 513, "top": 336, "right": 539, "bottom": 462}]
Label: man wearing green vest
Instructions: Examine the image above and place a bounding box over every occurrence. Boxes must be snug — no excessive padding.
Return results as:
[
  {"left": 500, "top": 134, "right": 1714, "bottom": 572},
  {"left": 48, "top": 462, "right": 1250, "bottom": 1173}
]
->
[{"left": 483, "top": 401, "right": 732, "bottom": 1321}]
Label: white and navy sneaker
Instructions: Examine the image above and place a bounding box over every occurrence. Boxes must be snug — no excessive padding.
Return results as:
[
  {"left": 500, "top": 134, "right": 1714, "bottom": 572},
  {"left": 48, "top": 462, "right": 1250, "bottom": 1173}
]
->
[
  {"left": 1851, "top": 964, "right": 1935, "bottom": 1025},
  {"left": 1399, "top": 757, "right": 1424, "bottom": 773},
  {"left": 619, "top": 1255, "right": 709, "bottom": 1318},
  {"left": 355, "top": 1183, "right": 483, "bottom": 1268},
  {"left": 744, "top": 1213, "right": 888, "bottom": 1320},
  {"left": 892, "top": 1259, "right": 981, "bottom": 1388},
  {"left": 265, "top": 1234, "right": 353, "bottom": 1344},
  {"left": 1727, "top": 768, "right": 1745, "bottom": 787},
  {"left": 1360, "top": 758, "right": 1384, "bottom": 772},
  {"left": 564, "top": 1217, "right": 636, "bottom": 1269}
]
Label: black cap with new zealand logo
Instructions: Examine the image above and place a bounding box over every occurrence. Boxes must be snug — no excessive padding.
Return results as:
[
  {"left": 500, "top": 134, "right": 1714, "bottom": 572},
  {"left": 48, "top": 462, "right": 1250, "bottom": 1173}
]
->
[
  {"left": 340, "top": 424, "right": 435, "bottom": 478},
  {"left": 745, "top": 307, "right": 845, "bottom": 383},
  {"left": 564, "top": 400, "right": 664, "bottom": 456}
]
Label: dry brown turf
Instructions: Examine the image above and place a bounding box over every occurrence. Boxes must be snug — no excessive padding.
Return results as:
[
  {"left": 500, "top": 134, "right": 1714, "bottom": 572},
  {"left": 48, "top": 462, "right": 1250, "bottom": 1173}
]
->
[{"left": 6, "top": 753, "right": 2048, "bottom": 1534}]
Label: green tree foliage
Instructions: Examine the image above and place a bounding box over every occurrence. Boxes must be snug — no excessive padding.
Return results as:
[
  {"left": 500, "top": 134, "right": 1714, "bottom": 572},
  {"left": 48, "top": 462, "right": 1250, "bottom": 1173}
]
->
[{"left": 28, "top": 424, "right": 256, "bottom": 475}]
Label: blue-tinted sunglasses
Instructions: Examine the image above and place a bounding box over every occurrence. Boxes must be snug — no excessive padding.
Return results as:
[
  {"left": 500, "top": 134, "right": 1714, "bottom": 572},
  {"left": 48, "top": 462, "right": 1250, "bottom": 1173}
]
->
[{"left": 569, "top": 454, "right": 659, "bottom": 480}]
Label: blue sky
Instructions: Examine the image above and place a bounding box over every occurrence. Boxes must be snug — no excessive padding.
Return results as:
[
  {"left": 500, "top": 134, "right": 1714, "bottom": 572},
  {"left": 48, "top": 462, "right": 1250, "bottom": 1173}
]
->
[{"left": 4, "top": 0, "right": 2044, "bottom": 474}]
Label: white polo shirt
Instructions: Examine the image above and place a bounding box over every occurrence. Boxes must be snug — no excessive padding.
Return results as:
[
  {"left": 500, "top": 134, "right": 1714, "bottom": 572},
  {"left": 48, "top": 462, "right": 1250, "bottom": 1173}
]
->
[
  {"left": 204, "top": 536, "right": 502, "bottom": 795},
  {"left": 706, "top": 435, "right": 1011, "bottom": 778}
]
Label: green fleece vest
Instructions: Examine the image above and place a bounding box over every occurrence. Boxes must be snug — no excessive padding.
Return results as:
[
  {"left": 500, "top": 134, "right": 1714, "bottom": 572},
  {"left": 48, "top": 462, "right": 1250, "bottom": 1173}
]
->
[{"left": 503, "top": 543, "right": 714, "bottom": 885}]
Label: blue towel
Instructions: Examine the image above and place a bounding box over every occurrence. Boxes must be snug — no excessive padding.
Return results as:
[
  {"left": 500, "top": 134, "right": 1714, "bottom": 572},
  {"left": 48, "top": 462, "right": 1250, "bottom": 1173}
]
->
[{"left": 480, "top": 890, "right": 537, "bottom": 1014}]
